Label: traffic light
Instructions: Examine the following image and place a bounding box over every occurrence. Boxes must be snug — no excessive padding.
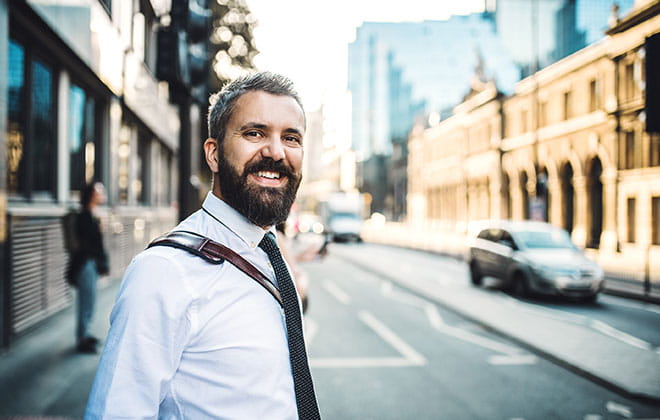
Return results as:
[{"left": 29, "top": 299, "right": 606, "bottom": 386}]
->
[{"left": 156, "top": 0, "right": 211, "bottom": 95}]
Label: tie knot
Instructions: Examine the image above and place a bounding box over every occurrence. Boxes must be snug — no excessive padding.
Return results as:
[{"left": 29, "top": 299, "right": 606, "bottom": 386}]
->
[{"left": 258, "top": 232, "right": 278, "bottom": 255}]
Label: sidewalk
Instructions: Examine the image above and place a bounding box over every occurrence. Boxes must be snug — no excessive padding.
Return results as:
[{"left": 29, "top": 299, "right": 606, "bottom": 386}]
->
[
  {"left": 329, "top": 243, "right": 660, "bottom": 403},
  {"left": 0, "top": 279, "right": 121, "bottom": 419}
]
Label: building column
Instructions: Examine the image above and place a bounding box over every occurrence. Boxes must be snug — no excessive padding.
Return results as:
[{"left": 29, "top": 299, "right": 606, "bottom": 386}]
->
[
  {"left": 489, "top": 178, "right": 501, "bottom": 220},
  {"left": 572, "top": 175, "right": 588, "bottom": 248},
  {"left": 510, "top": 176, "right": 523, "bottom": 220},
  {"left": 548, "top": 175, "right": 562, "bottom": 227},
  {"left": 600, "top": 168, "right": 619, "bottom": 253}
]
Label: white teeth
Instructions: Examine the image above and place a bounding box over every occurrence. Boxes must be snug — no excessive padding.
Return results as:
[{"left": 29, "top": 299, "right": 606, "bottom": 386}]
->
[{"left": 257, "top": 171, "right": 280, "bottom": 179}]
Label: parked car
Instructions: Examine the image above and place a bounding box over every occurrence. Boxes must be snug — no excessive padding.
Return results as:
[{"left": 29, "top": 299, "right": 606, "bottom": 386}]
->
[{"left": 468, "top": 221, "right": 604, "bottom": 302}]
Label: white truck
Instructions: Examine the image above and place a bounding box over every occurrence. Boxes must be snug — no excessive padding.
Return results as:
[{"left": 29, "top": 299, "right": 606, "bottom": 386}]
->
[{"left": 318, "top": 192, "right": 364, "bottom": 242}]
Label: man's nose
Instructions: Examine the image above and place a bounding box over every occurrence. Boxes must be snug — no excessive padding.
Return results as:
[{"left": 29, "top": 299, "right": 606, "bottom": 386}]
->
[{"left": 262, "top": 136, "right": 286, "bottom": 161}]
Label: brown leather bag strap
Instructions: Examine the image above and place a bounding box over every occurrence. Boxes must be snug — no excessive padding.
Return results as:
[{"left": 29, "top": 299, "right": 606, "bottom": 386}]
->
[{"left": 147, "top": 230, "right": 283, "bottom": 307}]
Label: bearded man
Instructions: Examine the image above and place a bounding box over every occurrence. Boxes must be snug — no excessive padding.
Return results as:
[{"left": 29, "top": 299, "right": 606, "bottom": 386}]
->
[{"left": 85, "top": 72, "right": 321, "bottom": 420}]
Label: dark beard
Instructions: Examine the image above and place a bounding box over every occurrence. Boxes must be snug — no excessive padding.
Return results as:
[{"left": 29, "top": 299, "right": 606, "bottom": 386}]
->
[{"left": 217, "top": 153, "right": 301, "bottom": 227}]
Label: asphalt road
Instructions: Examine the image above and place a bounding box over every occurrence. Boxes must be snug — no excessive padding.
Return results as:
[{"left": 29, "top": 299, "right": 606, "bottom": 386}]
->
[{"left": 303, "top": 241, "right": 660, "bottom": 420}]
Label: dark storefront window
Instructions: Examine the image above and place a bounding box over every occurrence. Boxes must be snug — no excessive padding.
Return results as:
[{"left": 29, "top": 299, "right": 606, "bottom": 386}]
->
[
  {"left": 7, "top": 40, "right": 26, "bottom": 194},
  {"left": 69, "top": 84, "right": 99, "bottom": 195},
  {"left": 31, "top": 59, "right": 56, "bottom": 195},
  {"left": 6, "top": 37, "right": 57, "bottom": 199}
]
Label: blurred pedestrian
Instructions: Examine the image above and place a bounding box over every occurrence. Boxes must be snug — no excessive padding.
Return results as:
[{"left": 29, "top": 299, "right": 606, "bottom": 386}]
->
[
  {"left": 86, "top": 72, "right": 321, "bottom": 419},
  {"left": 69, "top": 181, "right": 108, "bottom": 353}
]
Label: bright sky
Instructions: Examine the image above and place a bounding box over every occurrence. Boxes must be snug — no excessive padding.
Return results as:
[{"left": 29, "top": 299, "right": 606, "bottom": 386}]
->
[{"left": 247, "top": 0, "right": 485, "bottom": 112}]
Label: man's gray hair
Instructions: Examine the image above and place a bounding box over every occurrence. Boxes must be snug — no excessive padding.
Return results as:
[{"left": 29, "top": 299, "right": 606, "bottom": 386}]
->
[{"left": 207, "top": 71, "right": 304, "bottom": 142}]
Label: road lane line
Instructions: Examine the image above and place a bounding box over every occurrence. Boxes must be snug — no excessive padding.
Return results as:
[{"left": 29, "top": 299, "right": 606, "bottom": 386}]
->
[
  {"left": 605, "top": 401, "right": 633, "bottom": 418},
  {"left": 590, "top": 320, "right": 652, "bottom": 350},
  {"left": 501, "top": 292, "right": 656, "bottom": 351},
  {"left": 322, "top": 280, "right": 351, "bottom": 305},
  {"left": 605, "top": 298, "right": 660, "bottom": 316},
  {"left": 429, "top": 313, "right": 525, "bottom": 356},
  {"left": 488, "top": 354, "right": 538, "bottom": 365},
  {"left": 382, "top": 280, "right": 535, "bottom": 360},
  {"left": 358, "top": 310, "right": 427, "bottom": 365}
]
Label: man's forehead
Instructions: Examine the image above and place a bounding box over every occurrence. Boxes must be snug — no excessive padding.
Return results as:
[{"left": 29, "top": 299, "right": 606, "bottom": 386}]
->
[{"left": 232, "top": 91, "right": 305, "bottom": 130}]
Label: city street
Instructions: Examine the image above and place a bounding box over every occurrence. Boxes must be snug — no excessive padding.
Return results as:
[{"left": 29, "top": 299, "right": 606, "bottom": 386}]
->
[
  {"left": 303, "top": 240, "right": 660, "bottom": 420},
  {"left": 1, "top": 240, "right": 660, "bottom": 419}
]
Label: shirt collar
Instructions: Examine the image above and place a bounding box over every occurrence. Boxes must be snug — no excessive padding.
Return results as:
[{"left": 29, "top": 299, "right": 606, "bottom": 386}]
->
[{"left": 201, "top": 192, "right": 274, "bottom": 248}]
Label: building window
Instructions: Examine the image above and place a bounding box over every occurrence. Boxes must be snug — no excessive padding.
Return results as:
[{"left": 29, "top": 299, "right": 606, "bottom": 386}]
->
[
  {"left": 117, "top": 125, "right": 131, "bottom": 204},
  {"left": 650, "top": 133, "right": 660, "bottom": 167},
  {"left": 136, "top": 131, "right": 149, "bottom": 205},
  {"left": 623, "top": 130, "right": 636, "bottom": 169},
  {"left": 69, "top": 85, "right": 101, "bottom": 195},
  {"left": 589, "top": 79, "right": 600, "bottom": 112},
  {"left": 627, "top": 197, "right": 636, "bottom": 243},
  {"left": 6, "top": 37, "right": 57, "bottom": 199},
  {"left": 653, "top": 197, "right": 660, "bottom": 245},
  {"left": 624, "top": 62, "right": 635, "bottom": 101},
  {"left": 563, "top": 90, "right": 572, "bottom": 120},
  {"left": 539, "top": 101, "right": 547, "bottom": 127}
]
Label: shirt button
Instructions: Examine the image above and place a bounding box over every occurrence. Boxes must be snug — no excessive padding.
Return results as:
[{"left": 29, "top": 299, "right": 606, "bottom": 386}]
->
[
  {"left": 267, "top": 262, "right": 272, "bottom": 268},
  {"left": 250, "top": 241, "right": 256, "bottom": 248}
]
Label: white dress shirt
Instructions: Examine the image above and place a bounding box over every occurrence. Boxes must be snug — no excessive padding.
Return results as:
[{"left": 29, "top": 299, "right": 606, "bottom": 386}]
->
[{"left": 85, "top": 192, "right": 298, "bottom": 419}]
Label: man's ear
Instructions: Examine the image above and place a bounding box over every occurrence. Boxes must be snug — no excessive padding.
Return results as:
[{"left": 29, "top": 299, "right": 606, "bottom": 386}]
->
[{"left": 204, "top": 138, "right": 219, "bottom": 173}]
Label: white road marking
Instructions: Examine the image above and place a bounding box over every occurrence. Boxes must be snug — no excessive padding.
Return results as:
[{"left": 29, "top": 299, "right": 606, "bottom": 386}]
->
[
  {"left": 590, "top": 320, "right": 652, "bottom": 351},
  {"left": 605, "top": 298, "right": 660, "bottom": 316},
  {"left": 488, "top": 354, "right": 539, "bottom": 365},
  {"left": 606, "top": 401, "right": 633, "bottom": 418},
  {"left": 501, "top": 292, "right": 656, "bottom": 352},
  {"left": 322, "top": 280, "right": 351, "bottom": 305},
  {"left": 358, "top": 310, "right": 427, "bottom": 366},
  {"left": 382, "top": 280, "right": 536, "bottom": 364},
  {"left": 584, "top": 415, "right": 603, "bottom": 420},
  {"left": 309, "top": 310, "right": 426, "bottom": 368}
]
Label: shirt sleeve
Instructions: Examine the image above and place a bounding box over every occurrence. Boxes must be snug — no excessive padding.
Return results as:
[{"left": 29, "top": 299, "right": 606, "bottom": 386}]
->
[{"left": 84, "top": 252, "right": 194, "bottom": 419}]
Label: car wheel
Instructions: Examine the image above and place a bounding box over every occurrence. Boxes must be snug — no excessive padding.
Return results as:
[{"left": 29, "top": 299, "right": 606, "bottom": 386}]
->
[
  {"left": 512, "top": 272, "right": 529, "bottom": 297},
  {"left": 470, "top": 261, "right": 483, "bottom": 286}
]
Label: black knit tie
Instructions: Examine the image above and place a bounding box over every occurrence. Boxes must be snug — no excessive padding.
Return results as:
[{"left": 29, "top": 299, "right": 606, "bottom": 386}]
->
[{"left": 259, "top": 233, "right": 321, "bottom": 419}]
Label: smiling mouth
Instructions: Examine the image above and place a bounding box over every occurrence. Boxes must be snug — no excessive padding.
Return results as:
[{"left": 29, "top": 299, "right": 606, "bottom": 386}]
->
[
  {"left": 257, "top": 170, "right": 281, "bottom": 180},
  {"left": 251, "top": 170, "right": 287, "bottom": 186}
]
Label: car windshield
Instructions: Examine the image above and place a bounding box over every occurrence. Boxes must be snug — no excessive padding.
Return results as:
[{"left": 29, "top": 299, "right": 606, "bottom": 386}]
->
[{"left": 515, "top": 229, "right": 576, "bottom": 249}]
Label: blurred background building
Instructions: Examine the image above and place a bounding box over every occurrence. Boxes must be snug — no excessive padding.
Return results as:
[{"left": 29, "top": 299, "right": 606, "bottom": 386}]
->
[
  {"left": 404, "top": 0, "right": 660, "bottom": 299},
  {"left": 1, "top": 0, "right": 659, "bottom": 348},
  {"left": 348, "top": 15, "right": 520, "bottom": 221},
  {"left": 0, "top": 0, "right": 258, "bottom": 347}
]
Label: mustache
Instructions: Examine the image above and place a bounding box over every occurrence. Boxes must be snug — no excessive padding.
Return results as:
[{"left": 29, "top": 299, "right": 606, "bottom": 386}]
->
[{"left": 243, "top": 158, "right": 296, "bottom": 180}]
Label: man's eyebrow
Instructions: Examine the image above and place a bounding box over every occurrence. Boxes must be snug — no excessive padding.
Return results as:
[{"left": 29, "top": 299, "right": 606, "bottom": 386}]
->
[
  {"left": 283, "top": 127, "right": 304, "bottom": 137},
  {"left": 239, "top": 122, "right": 304, "bottom": 137},
  {"left": 239, "top": 122, "right": 268, "bottom": 131}
]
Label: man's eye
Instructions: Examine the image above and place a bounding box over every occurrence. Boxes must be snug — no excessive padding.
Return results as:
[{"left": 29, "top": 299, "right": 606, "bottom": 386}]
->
[
  {"left": 285, "top": 136, "right": 302, "bottom": 144},
  {"left": 244, "top": 130, "right": 262, "bottom": 138}
]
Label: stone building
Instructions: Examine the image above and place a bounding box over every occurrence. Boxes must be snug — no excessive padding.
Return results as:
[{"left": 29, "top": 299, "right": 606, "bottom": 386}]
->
[{"left": 407, "top": 0, "right": 660, "bottom": 298}]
